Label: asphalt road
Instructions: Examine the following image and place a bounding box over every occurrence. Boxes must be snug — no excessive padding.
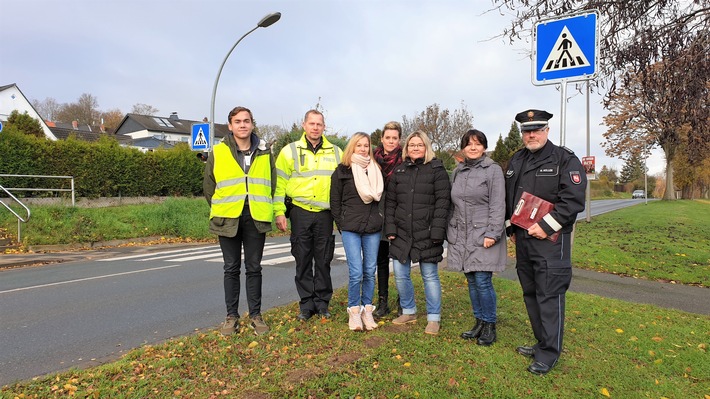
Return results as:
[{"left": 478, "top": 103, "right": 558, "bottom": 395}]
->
[
  {"left": 0, "top": 198, "right": 679, "bottom": 386},
  {"left": 0, "top": 238, "right": 349, "bottom": 386}
]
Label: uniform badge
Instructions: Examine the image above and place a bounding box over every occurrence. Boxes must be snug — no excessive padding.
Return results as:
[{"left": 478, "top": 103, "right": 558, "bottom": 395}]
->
[
  {"left": 570, "top": 171, "right": 582, "bottom": 184},
  {"left": 506, "top": 169, "right": 514, "bottom": 178},
  {"left": 527, "top": 111, "right": 534, "bottom": 121}
]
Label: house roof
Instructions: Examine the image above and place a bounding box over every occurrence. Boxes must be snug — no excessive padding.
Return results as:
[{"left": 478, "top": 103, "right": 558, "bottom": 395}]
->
[
  {"left": 129, "top": 136, "right": 176, "bottom": 150},
  {"left": 114, "top": 113, "right": 229, "bottom": 138},
  {"left": 49, "top": 126, "right": 132, "bottom": 144}
]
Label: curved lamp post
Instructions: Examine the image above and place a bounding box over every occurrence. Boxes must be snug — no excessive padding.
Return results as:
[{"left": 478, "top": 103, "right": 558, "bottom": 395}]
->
[{"left": 209, "top": 12, "right": 281, "bottom": 150}]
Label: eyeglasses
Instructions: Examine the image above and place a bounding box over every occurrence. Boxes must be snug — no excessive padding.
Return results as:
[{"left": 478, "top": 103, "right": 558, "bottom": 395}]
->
[{"left": 407, "top": 144, "right": 425, "bottom": 149}]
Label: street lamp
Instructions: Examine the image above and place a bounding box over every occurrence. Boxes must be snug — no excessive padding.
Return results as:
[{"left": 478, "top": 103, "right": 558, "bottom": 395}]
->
[{"left": 208, "top": 12, "right": 281, "bottom": 151}]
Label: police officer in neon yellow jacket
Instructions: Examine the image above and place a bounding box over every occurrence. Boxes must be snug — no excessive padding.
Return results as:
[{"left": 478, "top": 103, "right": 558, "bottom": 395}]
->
[
  {"left": 203, "top": 106, "right": 276, "bottom": 336},
  {"left": 274, "top": 109, "right": 343, "bottom": 321}
]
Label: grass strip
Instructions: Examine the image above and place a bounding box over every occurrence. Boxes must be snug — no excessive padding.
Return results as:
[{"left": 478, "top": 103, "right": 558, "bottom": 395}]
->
[{"left": 2, "top": 274, "right": 708, "bottom": 398}]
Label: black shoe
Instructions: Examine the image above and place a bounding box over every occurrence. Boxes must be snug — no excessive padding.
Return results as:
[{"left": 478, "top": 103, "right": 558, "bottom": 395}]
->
[
  {"left": 373, "top": 295, "right": 390, "bottom": 319},
  {"left": 476, "top": 322, "right": 496, "bottom": 346},
  {"left": 297, "top": 311, "right": 313, "bottom": 321},
  {"left": 527, "top": 361, "right": 552, "bottom": 375},
  {"left": 461, "top": 318, "right": 484, "bottom": 340},
  {"left": 318, "top": 310, "right": 332, "bottom": 319},
  {"left": 516, "top": 346, "right": 536, "bottom": 358}
]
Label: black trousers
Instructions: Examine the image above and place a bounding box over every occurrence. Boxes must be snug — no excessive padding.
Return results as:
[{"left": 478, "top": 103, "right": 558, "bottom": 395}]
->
[
  {"left": 289, "top": 206, "right": 335, "bottom": 314},
  {"left": 219, "top": 207, "right": 266, "bottom": 318},
  {"left": 515, "top": 230, "right": 572, "bottom": 366},
  {"left": 376, "top": 240, "right": 390, "bottom": 297}
]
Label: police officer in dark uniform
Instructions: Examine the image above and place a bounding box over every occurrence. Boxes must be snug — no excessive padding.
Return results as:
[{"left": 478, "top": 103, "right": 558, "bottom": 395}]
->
[{"left": 504, "top": 109, "right": 587, "bottom": 375}]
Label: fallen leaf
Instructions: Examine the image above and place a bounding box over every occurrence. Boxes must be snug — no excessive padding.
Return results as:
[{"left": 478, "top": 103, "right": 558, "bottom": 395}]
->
[
  {"left": 615, "top": 328, "right": 624, "bottom": 334},
  {"left": 248, "top": 341, "right": 258, "bottom": 349},
  {"left": 651, "top": 336, "right": 663, "bottom": 342},
  {"left": 600, "top": 387, "right": 610, "bottom": 397}
]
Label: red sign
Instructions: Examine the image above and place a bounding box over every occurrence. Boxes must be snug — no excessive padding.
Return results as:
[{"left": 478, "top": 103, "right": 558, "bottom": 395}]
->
[{"left": 582, "top": 156, "right": 596, "bottom": 180}]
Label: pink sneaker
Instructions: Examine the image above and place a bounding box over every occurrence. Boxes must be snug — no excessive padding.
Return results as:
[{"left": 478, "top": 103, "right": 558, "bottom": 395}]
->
[
  {"left": 347, "top": 306, "right": 363, "bottom": 331},
  {"left": 362, "top": 305, "right": 378, "bottom": 331}
]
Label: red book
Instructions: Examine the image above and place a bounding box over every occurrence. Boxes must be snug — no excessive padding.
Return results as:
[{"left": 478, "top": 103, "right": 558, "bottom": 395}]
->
[{"left": 511, "top": 191, "right": 560, "bottom": 242}]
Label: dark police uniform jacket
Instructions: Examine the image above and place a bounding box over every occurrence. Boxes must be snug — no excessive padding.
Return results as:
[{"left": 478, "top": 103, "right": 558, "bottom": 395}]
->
[{"left": 504, "top": 140, "right": 586, "bottom": 237}]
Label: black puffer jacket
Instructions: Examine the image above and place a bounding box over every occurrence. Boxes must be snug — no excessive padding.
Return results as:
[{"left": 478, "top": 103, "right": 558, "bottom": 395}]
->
[
  {"left": 384, "top": 157, "right": 451, "bottom": 263},
  {"left": 330, "top": 164, "right": 383, "bottom": 234}
]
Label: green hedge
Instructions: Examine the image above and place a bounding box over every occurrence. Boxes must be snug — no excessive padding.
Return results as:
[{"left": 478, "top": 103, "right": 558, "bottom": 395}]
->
[{"left": 0, "top": 127, "right": 204, "bottom": 198}]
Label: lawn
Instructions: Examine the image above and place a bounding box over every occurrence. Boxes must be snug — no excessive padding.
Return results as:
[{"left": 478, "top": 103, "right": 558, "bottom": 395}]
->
[
  {"left": 572, "top": 200, "right": 710, "bottom": 287},
  {"left": 2, "top": 274, "right": 708, "bottom": 398}
]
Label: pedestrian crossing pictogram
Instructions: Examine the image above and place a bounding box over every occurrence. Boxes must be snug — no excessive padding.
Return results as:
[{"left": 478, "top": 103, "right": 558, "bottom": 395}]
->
[
  {"left": 541, "top": 26, "right": 590, "bottom": 72},
  {"left": 191, "top": 122, "right": 210, "bottom": 150},
  {"left": 533, "top": 11, "right": 598, "bottom": 85},
  {"left": 193, "top": 127, "right": 207, "bottom": 146}
]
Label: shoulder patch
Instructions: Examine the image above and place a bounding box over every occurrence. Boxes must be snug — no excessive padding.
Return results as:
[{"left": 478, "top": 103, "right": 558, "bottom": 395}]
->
[
  {"left": 505, "top": 169, "right": 515, "bottom": 178},
  {"left": 561, "top": 146, "right": 575, "bottom": 154}
]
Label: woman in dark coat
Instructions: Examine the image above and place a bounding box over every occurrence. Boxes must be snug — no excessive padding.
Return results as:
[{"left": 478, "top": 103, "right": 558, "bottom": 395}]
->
[
  {"left": 384, "top": 131, "right": 451, "bottom": 335},
  {"left": 447, "top": 129, "right": 506, "bottom": 345},
  {"left": 331, "top": 132, "right": 384, "bottom": 332}
]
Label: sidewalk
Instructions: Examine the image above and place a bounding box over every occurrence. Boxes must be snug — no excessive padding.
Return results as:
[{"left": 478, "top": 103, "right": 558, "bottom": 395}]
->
[{"left": 2, "top": 242, "right": 709, "bottom": 316}]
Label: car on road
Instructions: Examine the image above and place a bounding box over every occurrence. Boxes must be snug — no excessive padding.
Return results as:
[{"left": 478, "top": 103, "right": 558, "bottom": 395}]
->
[{"left": 632, "top": 190, "right": 646, "bottom": 199}]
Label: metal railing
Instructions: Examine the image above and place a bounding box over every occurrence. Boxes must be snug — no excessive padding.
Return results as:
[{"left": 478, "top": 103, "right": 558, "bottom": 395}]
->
[
  {"left": 0, "top": 184, "right": 31, "bottom": 242},
  {"left": 0, "top": 174, "right": 75, "bottom": 206}
]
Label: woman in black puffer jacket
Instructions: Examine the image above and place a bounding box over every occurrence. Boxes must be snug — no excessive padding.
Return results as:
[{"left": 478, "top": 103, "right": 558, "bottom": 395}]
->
[{"left": 384, "top": 131, "right": 451, "bottom": 335}]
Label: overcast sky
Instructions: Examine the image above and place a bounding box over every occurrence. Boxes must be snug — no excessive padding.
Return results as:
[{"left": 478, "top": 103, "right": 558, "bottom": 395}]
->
[{"left": 1, "top": 0, "right": 665, "bottom": 174}]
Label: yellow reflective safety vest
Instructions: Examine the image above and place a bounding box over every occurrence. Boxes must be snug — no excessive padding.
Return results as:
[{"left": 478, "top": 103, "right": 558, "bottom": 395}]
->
[
  {"left": 210, "top": 142, "right": 273, "bottom": 223},
  {"left": 274, "top": 134, "right": 342, "bottom": 214}
]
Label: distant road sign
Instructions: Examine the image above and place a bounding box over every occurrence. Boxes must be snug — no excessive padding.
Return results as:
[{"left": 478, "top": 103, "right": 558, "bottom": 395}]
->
[
  {"left": 0, "top": 121, "right": 3, "bottom": 133},
  {"left": 533, "top": 11, "right": 599, "bottom": 85},
  {"left": 191, "top": 123, "right": 210, "bottom": 151}
]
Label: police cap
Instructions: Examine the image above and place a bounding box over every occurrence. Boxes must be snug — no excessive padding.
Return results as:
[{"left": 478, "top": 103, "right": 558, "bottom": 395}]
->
[{"left": 515, "top": 109, "right": 553, "bottom": 131}]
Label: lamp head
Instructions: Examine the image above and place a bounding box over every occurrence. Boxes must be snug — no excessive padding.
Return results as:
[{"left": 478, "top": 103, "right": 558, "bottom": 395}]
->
[{"left": 258, "top": 12, "right": 281, "bottom": 28}]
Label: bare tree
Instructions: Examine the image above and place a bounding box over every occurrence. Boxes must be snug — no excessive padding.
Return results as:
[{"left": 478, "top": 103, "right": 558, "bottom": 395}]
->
[
  {"left": 31, "top": 97, "right": 62, "bottom": 121},
  {"left": 402, "top": 101, "right": 474, "bottom": 153},
  {"left": 491, "top": 1, "right": 709, "bottom": 93},
  {"left": 131, "top": 103, "right": 160, "bottom": 115},
  {"left": 55, "top": 93, "right": 101, "bottom": 125},
  {"left": 255, "top": 124, "right": 288, "bottom": 145}
]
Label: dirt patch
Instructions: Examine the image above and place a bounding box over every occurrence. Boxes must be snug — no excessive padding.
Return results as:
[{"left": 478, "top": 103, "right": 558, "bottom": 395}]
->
[
  {"left": 381, "top": 323, "right": 417, "bottom": 333},
  {"left": 363, "top": 335, "right": 386, "bottom": 349},
  {"left": 238, "top": 390, "right": 271, "bottom": 399},
  {"left": 326, "top": 352, "right": 362, "bottom": 368},
  {"left": 284, "top": 366, "right": 322, "bottom": 385}
]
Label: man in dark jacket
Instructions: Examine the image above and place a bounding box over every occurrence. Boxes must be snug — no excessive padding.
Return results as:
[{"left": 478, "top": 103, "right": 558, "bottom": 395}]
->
[
  {"left": 504, "top": 109, "right": 586, "bottom": 375},
  {"left": 203, "top": 106, "right": 276, "bottom": 336}
]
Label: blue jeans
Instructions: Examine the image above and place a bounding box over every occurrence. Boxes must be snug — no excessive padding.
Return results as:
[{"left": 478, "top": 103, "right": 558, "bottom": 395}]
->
[
  {"left": 393, "top": 259, "right": 441, "bottom": 322},
  {"left": 341, "top": 231, "right": 380, "bottom": 307},
  {"left": 465, "top": 271, "right": 497, "bottom": 323}
]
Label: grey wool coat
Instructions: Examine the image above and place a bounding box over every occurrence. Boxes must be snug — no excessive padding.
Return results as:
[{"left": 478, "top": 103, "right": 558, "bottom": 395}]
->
[{"left": 446, "top": 155, "right": 507, "bottom": 273}]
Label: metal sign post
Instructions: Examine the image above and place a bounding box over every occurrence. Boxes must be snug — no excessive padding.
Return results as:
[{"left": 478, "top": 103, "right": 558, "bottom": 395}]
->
[{"left": 533, "top": 10, "right": 599, "bottom": 146}]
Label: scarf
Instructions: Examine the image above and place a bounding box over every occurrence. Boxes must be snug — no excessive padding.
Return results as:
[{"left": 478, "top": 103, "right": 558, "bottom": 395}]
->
[
  {"left": 374, "top": 144, "right": 403, "bottom": 184},
  {"left": 351, "top": 154, "right": 384, "bottom": 204}
]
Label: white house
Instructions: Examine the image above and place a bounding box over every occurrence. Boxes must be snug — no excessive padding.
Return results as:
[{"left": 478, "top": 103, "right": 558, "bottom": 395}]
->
[{"left": 0, "top": 83, "right": 56, "bottom": 140}]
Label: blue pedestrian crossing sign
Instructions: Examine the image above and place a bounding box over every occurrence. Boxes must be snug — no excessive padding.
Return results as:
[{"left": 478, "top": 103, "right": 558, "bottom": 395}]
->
[
  {"left": 532, "top": 11, "right": 599, "bottom": 85},
  {"left": 191, "top": 122, "right": 210, "bottom": 151}
]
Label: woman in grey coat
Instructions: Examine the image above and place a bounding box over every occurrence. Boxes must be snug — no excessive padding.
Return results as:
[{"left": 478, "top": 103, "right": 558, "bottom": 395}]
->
[{"left": 447, "top": 129, "right": 506, "bottom": 346}]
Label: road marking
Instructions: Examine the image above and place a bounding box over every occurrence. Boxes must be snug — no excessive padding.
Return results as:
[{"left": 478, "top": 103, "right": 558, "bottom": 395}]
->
[
  {"left": 98, "top": 246, "right": 220, "bottom": 261},
  {"left": 0, "top": 264, "right": 186, "bottom": 294}
]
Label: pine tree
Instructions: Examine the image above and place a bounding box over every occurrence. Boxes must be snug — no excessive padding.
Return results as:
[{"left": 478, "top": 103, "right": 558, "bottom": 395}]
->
[
  {"left": 619, "top": 152, "right": 645, "bottom": 183},
  {"left": 503, "top": 121, "right": 523, "bottom": 156}
]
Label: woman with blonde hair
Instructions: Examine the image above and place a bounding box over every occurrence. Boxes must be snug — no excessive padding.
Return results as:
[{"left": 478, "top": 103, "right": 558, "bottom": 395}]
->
[
  {"left": 384, "top": 131, "right": 451, "bottom": 335},
  {"left": 330, "top": 132, "right": 384, "bottom": 331}
]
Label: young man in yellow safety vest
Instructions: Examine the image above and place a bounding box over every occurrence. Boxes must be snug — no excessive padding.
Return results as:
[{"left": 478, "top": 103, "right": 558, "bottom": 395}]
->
[
  {"left": 203, "top": 106, "right": 275, "bottom": 336},
  {"left": 274, "top": 109, "right": 343, "bottom": 321}
]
